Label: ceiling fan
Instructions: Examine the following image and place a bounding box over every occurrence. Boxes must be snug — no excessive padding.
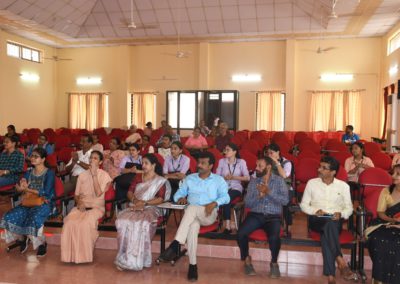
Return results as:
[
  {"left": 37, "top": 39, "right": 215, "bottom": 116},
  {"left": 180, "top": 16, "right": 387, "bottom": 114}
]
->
[
  {"left": 328, "top": 0, "right": 362, "bottom": 19},
  {"left": 43, "top": 55, "right": 72, "bottom": 61},
  {"left": 120, "top": 0, "right": 158, "bottom": 30}
]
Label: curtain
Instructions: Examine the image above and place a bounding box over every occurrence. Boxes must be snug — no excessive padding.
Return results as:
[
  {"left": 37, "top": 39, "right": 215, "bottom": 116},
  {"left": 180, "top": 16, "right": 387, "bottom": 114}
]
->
[
  {"left": 256, "top": 91, "right": 284, "bottom": 131},
  {"left": 69, "top": 93, "right": 109, "bottom": 130},
  {"left": 130, "top": 93, "right": 155, "bottom": 129},
  {"left": 309, "top": 90, "right": 363, "bottom": 132}
]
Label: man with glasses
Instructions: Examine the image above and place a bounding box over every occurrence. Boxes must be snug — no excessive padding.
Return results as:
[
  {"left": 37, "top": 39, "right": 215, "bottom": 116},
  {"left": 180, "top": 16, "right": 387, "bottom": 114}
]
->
[{"left": 300, "top": 156, "right": 356, "bottom": 284}]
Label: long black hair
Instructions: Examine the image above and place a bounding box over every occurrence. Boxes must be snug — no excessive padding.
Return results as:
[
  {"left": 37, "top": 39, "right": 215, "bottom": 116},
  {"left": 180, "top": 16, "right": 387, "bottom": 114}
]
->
[
  {"left": 389, "top": 164, "right": 400, "bottom": 194},
  {"left": 143, "top": 153, "right": 163, "bottom": 176}
]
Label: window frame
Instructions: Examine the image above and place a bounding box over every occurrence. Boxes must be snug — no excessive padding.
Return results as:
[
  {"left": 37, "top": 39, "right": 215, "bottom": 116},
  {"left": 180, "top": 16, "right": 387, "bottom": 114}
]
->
[
  {"left": 166, "top": 90, "right": 199, "bottom": 132},
  {"left": 6, "top": 41, "right": 41, "bottom": 63},
  {"left": 388, "top": 30, "right": 400, "bottom": 55}
]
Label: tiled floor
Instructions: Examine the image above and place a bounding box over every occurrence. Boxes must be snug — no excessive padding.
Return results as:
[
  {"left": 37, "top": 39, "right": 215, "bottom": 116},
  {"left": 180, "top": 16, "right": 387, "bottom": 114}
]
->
[{"left": 0, "top": 244, "right": 368, "bottom": 284}]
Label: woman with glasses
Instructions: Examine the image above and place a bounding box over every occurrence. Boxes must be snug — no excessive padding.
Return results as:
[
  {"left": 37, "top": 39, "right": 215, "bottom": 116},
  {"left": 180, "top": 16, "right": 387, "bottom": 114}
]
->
[
  {"left": 0, "top": 148, "right": 55, "bottom": 257},
  {"left": 216, "top": 143, "right": 250, "bottom": 233}
]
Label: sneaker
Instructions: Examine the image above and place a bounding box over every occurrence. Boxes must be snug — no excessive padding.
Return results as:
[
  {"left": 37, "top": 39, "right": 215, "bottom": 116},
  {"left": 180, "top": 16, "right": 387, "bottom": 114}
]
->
[
  {"left": 270, "top": 262, "right": 281, "bottom": 279},
  {"left": 20, "top": 237, "right": 30, "bottom": 254},
  {"left": 187, "top": 264, "right": 198, "bottom": 282},
  {"left": 158, "top": 247, "right": 177, "bottom": 262},
  {"left": 36, "top": 243, "right": 47, "bottom": 257},
  {"left": 244, "top": 263, "right": 257, "bottom": 276}
]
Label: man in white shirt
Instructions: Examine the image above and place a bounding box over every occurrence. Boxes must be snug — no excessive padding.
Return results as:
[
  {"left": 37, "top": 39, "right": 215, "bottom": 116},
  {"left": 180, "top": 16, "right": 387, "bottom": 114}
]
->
[
  {"left": 300, "top": 156, "right": 356, "bottom": 284},
  {"left": 63, "top": 135, "right": 93, "bottom": 195}
]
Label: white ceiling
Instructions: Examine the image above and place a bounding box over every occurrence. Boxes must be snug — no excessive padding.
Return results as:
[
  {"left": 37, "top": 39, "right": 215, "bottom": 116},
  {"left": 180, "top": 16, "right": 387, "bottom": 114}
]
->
[{"left": 0, "top": 0, "right": 399, "bottom": 47}]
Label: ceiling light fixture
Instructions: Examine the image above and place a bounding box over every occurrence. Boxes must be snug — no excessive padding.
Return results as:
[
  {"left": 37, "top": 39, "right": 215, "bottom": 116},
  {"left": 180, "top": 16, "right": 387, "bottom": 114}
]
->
[
  {"left": 320, "top": 73, "right": 354, "bottom": 82},
  {"left": 232, "top": 74, "right": 262, "bottom": 82},
  {"left": 76, "top": 77, "right": 102, "bottom": 85}
]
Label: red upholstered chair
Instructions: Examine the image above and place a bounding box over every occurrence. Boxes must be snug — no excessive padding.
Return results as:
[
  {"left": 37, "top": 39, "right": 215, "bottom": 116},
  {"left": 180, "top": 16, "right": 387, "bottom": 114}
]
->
[
  {"left": 93, "top": 127, "right": 107, "bottom": 136},
  {"left": 153, "top": 153, "right": 165, "bottom": 167},
  {"left": 180, "top": 136, "right": 188, "bottom": 146},
  {"left": 326, "top": 142, "right": 349, "bottom": 152},
  {"left": 207, "top": 148, "right": 224, "bottom": 164},
  {"left": 364, "top": 142, "right": 381, "bottom": 157},
  {"left": 295, "top": 158, "right": 320, "bottom": 197},
  {"left": 69, "top": 134, "right": 81, "bottom": 147},
  {"left": 206, "top": 136, "right": 215, "bottom": 147},
  {"left": 336, "top": 166, "right": 348, "bottom": 182},
  {"left": 370, "top": 152, "right": 392, "bottom": 172},
  {"left": 297, "top": 150, "right": 321, "bottom": 161},
  {"left": 98, "top": 135, "right": 111, "bottom": 150},
  {"left": 298, "top": 139, "right": 320, "bottom": 154},
  {"left": 188, "top": 155, "right": 197, "bottom": 174},
  {"left": 359, "top": 168, "right": 392, "bottom": 219},
  {"left": 329, "top": 151, "right": 352, "bottom": 167},
  {"left": 239, "top": 149, "right": 257, "bottom": 173},
  {"left": 46, "top": 153, "right": 58, "bottom": 170},
  {"left": 294, "top": 131, "right": 309, "bottom": 145},
  {"left": 231, "top": 135, "right": 245, "bottom": 147},
  {"left": 241, "top": 139, "right": 261, "bottom": 156},
  {"left": 56, "top": 147, "right": 74, "bottom": 165},
  {"left": 241, "top": 209, "right": 284, "bottom": 241},
  {"left": 54, "top": 135, "right": 71, "bottom": 151}
]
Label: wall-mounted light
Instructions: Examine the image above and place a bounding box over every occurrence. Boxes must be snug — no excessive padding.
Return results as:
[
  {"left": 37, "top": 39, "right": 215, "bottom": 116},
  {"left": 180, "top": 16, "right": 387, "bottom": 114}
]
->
[
  {"left": 20, "top": 72, "right": 39, "bottom": 82},
  {"left": 76, "top": 77, "right": 102, "bottom": 85},
  {"left": 389, "top": 65, "right": 398, "bottom": 76},
  {"left": 232, "top": 74, "right": 262, "bottom": 82},
  {"left": 320, "top": 73, "right": 354, "bottom": 82}
]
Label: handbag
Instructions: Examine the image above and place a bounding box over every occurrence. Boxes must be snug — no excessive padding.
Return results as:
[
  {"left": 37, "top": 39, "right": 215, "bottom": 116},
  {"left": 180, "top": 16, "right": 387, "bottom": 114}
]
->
[{"left": 21, "top": 192, "right": 45, "bottom": 207}]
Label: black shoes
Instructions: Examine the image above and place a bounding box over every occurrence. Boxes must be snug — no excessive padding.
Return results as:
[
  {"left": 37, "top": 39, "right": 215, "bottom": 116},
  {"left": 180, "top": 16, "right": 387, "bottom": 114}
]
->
[
  {"left": 19, "top": 237, "right": 30, "bottom": 254},
  {"left": 187, "top": 264, "right": 198, "bottom": 282},
  {"left": 158, "top": 247, "right": 177, "bottom": 262},
  {"left": 37, "top": 242, "right": 47, "bottom": 257}
]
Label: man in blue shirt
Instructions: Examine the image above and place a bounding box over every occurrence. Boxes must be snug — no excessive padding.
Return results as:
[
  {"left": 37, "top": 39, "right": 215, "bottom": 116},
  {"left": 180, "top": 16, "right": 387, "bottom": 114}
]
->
[
  {"left": 237, "top": 156, "right": 289, "bottom": 279},
  {"left": 159, "top": 151, "right": 229, "bottom": 281},
  {"left": 341, "top": 125, "right": 360, "bottom": 144}
]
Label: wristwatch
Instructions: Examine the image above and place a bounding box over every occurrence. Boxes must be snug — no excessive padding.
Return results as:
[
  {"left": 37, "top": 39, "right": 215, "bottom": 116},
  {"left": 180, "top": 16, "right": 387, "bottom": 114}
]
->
[{"left": 77, "top": 160, "right": 81, "bottom": 165}]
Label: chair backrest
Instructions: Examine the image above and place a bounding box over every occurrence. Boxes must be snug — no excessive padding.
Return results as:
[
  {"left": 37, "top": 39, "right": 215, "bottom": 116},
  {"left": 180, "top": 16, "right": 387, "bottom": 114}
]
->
[
  {"left": 54, "top": 135, "right": 72, "bottom": 150},
  {"left": 335, "top": 166, "right": 348, "bottom": 182},
  {"left": 241, "top": 139, "right": 261, "bottom": 156},
  {"left": 298, "top": 139, "right": 320, "bottom": 154},
  {"left": 188, "top": 155, "right": 197, "bottom": 174},
  {"left": 364, "top": 142, "right": 381, "bottom": 157},
  {"left": 295, "top": 158, "right": 319, "bottom": 183},
  {"left": 57, "top": 147, "right": 74, "bottom": 164},
  {"left": 329, "top": 151, "right": 352, "bottom": 167},
  {"left": 153, "top": 153, "right": 165, "bottom": 167},
  {"left": 325, "top": 141, "right": 349, "bottom": 152},
  {"left": 46, "top": 153, "right": 58, "bottom": 169},
  {"left": 294, "top": 131, "right": 309, "bottom": 145},
  {"left": 206, "top": 136, "right": 215, "bottom": 147},
  {"left": 370, "top": 152, "right": 392, "bottom": 172},
  {"left": 239, "top": 149, "right": 257, "bottom": 172},
  {"left": 359, "top": 167, "right": 392, "bottom": 218},
  {"left": 297, "top": 150, "right": 320, "bottom": 161}
]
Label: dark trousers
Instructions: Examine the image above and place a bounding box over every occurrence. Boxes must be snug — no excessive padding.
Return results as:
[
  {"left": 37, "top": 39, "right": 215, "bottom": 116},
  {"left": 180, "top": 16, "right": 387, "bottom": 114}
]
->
[
  {"left": 114, "top": 173, "right": 136, "bottom": 201},
  {"left": 237, "top": 212, "right": 282, "bottom": 262},
  {"left": 282, "top": 189, "right": 294, "bottom": 226},
  {"left": 167, "top": 178, "right": 181, "bottom": 200},
  {"left": 221, "top": 190, "right": 242, "bottom": 220},
  {"left": 309, "top": 216, "right": 343, "bottom": 276}
]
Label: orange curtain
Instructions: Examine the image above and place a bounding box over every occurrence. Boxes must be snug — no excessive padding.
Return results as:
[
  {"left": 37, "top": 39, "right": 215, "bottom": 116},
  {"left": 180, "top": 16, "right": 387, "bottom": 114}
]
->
[
  {"left": 69, "top": 93, "right": 109, "bottom": 130},
  {"left": 256, "top": 91, "right": 285, "bottom": 131},
  {"left": 130, "top": 93, "right": 155, "bottom": 129}
]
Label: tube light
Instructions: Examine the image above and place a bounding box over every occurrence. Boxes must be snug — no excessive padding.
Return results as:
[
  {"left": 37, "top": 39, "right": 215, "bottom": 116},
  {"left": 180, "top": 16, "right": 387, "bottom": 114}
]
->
[
  {"left": 232, "top": 74, "right": 262, "bottom": 82},
  {"left": 76, "top": 77, "right": 102, "bottom": 85},
  {"left": 20, "top": 72, "right": 39, "bottom": 82},
  {"left": 389, "top": 65, "right": 398, "bottom": 76},
  {"left": 320, "top": 73, "right": 354, "bottom": 82}
]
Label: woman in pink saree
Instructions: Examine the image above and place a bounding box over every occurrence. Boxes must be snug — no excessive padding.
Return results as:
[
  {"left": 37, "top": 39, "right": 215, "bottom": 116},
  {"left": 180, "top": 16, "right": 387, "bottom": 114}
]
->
[
  {"left": 61, "top": 150, "right": 112, "bottom": 264},
  {"left": 114, "top": 153, "right": 171, "bottom": 271}
]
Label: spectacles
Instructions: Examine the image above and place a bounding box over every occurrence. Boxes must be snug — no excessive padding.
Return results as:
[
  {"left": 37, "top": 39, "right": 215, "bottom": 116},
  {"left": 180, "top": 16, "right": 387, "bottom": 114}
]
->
[
  {"left": 30, "top": 154, "right": 41, "bottom": 159},
  {"left": 318, "top": 165, "right": 331, "bottom": 171}
]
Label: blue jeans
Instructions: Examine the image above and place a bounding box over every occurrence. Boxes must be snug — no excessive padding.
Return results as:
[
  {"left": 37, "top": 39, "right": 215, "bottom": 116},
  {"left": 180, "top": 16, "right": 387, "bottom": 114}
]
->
[
  {"left": 0, "top": 176, "right": 15, "bottom": 187},
  {"left": 237, "top": 212, "right": 282, "bottom": 262}
]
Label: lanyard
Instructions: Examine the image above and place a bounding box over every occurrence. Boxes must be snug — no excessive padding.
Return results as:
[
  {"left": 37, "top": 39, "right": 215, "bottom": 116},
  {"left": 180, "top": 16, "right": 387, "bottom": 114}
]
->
[
  {"left": 228, "top": 159, "right": 237, "bottom": 176},
  {"left": 172, "top": 155, "right": 182, "bottom": 172}
]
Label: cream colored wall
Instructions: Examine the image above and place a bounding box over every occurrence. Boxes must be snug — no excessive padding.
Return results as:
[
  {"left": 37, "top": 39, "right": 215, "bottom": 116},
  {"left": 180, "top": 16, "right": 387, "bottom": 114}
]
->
[
  {"left": 294, "top": 38, "right": 382, "bottom": 140},
  {"left": 0, "top": 30, "right": 57, "bottom": 132}
]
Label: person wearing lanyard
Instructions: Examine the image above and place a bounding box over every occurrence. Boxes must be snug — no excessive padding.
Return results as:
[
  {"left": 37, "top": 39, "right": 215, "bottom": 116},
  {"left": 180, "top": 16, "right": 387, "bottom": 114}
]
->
[
  {"left": 163, "top": 141, "right": 190, "bottom": 197},
  {"left": 216, "top": 143, "right": 250, "bottom": 234},
  {"left": 114, "top": 143, "right": 142, "bottom": 202}
]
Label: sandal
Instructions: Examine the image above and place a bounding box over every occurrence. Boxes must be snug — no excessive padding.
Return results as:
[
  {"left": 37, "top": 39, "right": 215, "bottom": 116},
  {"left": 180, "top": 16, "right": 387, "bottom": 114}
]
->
[{"left": 339, "top": 266, "right": 358, "bottom": 281}]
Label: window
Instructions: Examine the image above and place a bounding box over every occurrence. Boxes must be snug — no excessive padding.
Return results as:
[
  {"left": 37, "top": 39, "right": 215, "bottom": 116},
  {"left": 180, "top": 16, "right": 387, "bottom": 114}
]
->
[
  {"left": 6, "top": 41, "right": 41, "bottom": 63},
  {"left": 309, "top": 90, "right": 362, "bottom": 132},
  {"left": 68, "top": 93, "right": 109, "bottom": 130},
  {"left": 167, "top": 90, "right": 238, "bottom": 132},
  {"left": 128, "top": 92, "right": 156, "bottom": 128},
  {"left": 256, "top": 91, "right": 285, "bottom": 131},
  {"left": 388, "top": 30, "right": 400, "bottom": 55}
]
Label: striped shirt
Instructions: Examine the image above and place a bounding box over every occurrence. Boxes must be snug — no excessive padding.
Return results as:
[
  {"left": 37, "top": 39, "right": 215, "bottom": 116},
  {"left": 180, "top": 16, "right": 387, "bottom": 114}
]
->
[
  {"left": 0, "top": 150, "right": 24, "bottom": 183},
  {"left": 245, "top": 174, "right": 289, "bottom": 215}
]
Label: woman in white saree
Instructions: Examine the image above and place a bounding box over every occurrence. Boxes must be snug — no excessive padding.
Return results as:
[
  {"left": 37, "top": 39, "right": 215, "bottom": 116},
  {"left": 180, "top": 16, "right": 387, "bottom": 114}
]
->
[{"left": 114, "top": 153, "right": 171, "bottom": 271}]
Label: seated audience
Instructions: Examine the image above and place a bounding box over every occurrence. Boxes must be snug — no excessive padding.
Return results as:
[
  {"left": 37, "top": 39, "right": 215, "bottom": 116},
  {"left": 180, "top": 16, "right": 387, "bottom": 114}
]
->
[
  {"left": 157, "top": 134, "right": 172, "bottom": 159},
  {"left": 156, "top": 126, "right": 180, "bottom": 147},
  {"left": 216, "top": 143, "right": 250, "bottom": 233},
  {"left": 0, "top": 148, "right": 54, "bottom": 257},
  {"left": 215, "top": 122, "right": 232, "bottom": 152},
  {"left": 392, "top": 153, "right": 400, "bottom": 168},
  {"left": 63, "top": 135, "right": 93, "bottom": 195},
  {"left": 5, "top": 124, "right": 17, "bottom": 138},
  {"left": 115, "top": 143, "right": 142, "bottom": 202},
  {"left": 158, "top": 152, "right": 229, "bottom": 281},
  {"left": 184, "top": 127, "right": 208, "bottom": 157},
  {"left": 61, "top": 150, "right": 112, "bottom": 264},
  {"left": 140, "top": 135, "right": 155, "bottom": 155},
  {"left": 366, "top": 164, "right": 400, "bottom": 284},
  {"left": 0, "top": 135, "right": 24, "bottom": 187},
  {"left": 114, "top": 154, "right": 171, "bottom": 271},
  {"left": 300, "top": 156, "right": 357, "bottom": 283},
  {"left": 341, "top": 125, "right": 360, "bottom": 144},
  {"left": 27, "top": 134, "right": 54, "bottom": 157},
  {"left": 124, "top": 125, "right": 142, "bottom": 146},
  {"left": 102, "top": 137, "right": 125, "bottom": 180},
  {"left": 143, "top": 122, "right": 153, "bottom": 137},
  {"left": 158, "top": 120, "right": 168, "bottom": 133},
  {"left": 345, "top": 141, "right": 374, "bottom": 183},
  {"left": 266, "top": 143, "right": 293, "bottom": 236},
  {"left": 163, "top": 141, "right": 190, "bottom": 197},
  {"left": 236, "top": 156, "right": 288, "bottom": 278},
  {"left": 91, "top": 134, "right": 104, "bottom": 153},
  {"left": 199, "top": 120, "right": 210, "bottom": 136}
]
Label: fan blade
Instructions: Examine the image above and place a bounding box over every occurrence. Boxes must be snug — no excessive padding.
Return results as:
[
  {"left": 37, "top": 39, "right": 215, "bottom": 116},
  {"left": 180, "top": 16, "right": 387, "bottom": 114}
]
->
[
  {"left": 134, "top": 23, "right": 159, "bottom": 29},
  {"left": 321, "top": 47, "right": 337, "bottom": 52}
]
